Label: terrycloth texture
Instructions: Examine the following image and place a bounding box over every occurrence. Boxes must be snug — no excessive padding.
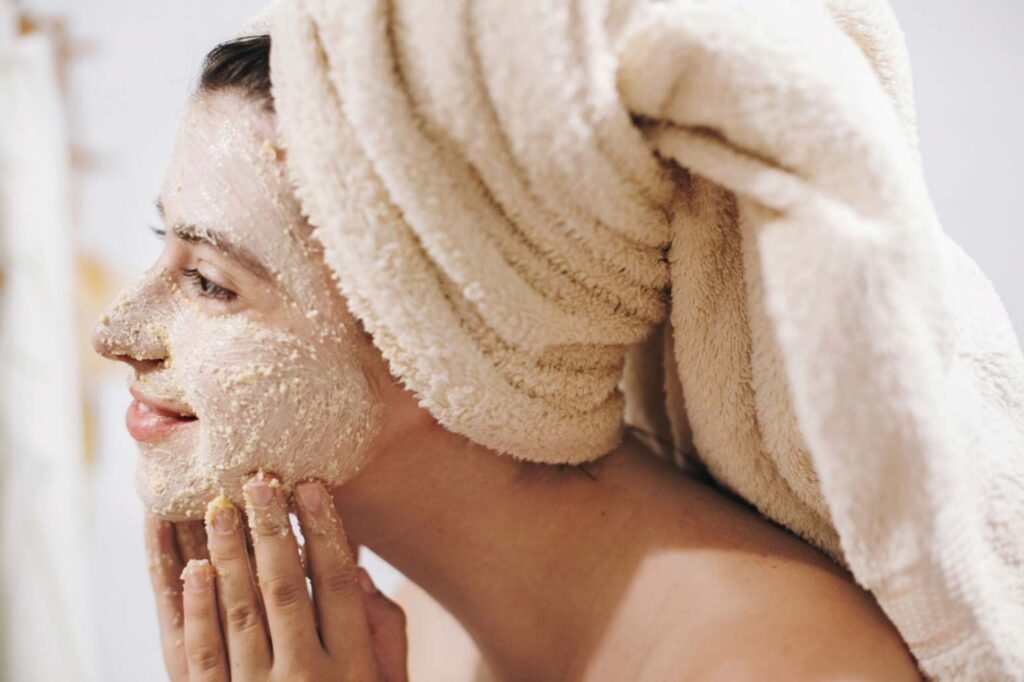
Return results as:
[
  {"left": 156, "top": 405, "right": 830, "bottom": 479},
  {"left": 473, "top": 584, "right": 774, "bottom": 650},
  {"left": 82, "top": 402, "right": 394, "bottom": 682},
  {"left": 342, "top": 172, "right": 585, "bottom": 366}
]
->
[{"left": 252, "top": 0, "right": 1024, "bottom": 678}]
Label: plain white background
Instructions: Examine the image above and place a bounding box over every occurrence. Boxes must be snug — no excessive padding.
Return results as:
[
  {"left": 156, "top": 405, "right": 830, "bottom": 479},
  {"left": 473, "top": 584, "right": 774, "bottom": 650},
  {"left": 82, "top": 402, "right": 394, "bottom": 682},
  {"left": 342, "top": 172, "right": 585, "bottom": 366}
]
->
[{"left": 19, "top": 1, "right": 1024, "bottom": 680}]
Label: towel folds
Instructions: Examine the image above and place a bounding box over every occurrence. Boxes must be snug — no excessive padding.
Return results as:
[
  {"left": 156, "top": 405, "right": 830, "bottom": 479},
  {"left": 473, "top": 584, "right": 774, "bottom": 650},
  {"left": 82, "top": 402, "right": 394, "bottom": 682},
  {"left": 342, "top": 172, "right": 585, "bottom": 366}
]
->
[{"left": 243, "top": 1, "right": 1024, "bottom": 678}]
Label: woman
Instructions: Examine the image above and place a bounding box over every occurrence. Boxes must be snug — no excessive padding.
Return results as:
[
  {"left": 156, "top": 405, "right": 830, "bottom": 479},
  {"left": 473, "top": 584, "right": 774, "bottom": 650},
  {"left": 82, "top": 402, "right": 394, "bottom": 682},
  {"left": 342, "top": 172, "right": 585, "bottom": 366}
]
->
[{"left": 91, "top": 34, "right": 921, "bottom": 681}]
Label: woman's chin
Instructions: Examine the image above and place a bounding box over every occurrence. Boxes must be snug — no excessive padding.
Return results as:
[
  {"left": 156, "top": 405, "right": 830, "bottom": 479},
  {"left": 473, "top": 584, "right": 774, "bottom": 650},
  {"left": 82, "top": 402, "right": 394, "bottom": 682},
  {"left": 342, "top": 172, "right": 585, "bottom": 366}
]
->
[
  {"left": 136, "top": 487, "right": 209, "bottom": 521},
  {"left": 131, "top": 436, "right": 369, "bottom": 520},
  {"left": 146, "top": 506, "right": 203, "bottom": 523},
  {"left": 134, "top": 464, "right": 221, "bottom": 521}
]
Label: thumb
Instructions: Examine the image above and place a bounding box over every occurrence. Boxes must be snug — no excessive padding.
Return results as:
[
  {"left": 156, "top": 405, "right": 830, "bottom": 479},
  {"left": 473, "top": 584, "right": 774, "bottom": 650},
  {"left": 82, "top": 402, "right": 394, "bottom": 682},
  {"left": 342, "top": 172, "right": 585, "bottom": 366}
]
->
[{"left": 358, "top": 567, "right": 409, "bottom": 682}]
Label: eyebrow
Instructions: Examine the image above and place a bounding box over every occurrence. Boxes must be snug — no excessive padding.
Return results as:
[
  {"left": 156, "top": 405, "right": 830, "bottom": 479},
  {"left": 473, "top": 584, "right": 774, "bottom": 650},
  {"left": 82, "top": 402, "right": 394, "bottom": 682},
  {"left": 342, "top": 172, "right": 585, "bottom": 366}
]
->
[{"left": 155, "top": 199, "right": 271, "bottom": 279}]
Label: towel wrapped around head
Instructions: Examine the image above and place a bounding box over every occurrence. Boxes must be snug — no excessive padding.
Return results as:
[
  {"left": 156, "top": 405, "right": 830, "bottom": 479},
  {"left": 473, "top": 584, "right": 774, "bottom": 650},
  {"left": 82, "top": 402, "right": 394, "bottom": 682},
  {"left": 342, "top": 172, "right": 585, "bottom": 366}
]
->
[{"left": 245, "top": 0, "right": 1024, "bottom": 678}]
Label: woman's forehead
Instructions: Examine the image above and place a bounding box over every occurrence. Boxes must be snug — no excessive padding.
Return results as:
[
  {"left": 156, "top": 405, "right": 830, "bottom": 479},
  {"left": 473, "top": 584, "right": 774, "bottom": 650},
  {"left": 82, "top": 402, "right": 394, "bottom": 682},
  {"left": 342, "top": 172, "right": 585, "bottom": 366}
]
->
[{"left": 160, "top": 92, "right": 300, "bottom": 252}]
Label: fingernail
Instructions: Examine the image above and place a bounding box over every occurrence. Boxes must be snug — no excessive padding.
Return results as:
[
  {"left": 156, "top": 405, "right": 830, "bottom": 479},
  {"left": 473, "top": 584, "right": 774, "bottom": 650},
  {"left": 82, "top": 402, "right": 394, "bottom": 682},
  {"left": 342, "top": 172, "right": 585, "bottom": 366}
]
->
[
  {"left": 205, "top": 495, "right": 237, "bottom": 535},
  {"left": 356, "top": 567, "right": 377, "bottom": 594},
  {"left": 244, "top": 473, "right": 276, "bottom": 508},
  {"left": 210, "top": 505, "right": 237, "bottom": 534},
  {"left": 183, "top": 560, "right": 212, "bottom": 592},
  {"left": 296, "top": 482, "right": 324, "bottom": 514}
]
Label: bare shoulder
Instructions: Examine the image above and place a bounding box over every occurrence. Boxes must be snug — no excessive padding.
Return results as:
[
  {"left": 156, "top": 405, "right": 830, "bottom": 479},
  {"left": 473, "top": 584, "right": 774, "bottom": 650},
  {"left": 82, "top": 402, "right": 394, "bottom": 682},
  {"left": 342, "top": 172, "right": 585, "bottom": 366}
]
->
[
  {"left": 388, "top": 447, "right": 922, "bottom": 682},
  {"left": 633, "top": 538, "right": 923, "bottom": 681},
  {"left": 588, "top": 456, "right": 922, "bottom": 681}
]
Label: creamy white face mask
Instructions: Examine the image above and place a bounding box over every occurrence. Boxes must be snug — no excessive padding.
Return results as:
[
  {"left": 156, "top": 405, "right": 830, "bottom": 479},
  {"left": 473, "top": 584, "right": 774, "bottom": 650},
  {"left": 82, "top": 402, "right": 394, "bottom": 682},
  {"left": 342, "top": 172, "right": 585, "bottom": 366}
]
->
[{"left": 93, "top": 92, "right": 386, "bottom": 519}]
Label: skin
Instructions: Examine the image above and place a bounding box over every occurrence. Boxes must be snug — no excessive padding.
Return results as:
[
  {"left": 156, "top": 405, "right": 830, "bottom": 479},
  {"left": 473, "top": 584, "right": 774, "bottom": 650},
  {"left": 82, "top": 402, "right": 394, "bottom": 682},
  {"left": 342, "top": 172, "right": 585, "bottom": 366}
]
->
[
  {"left": 94, "top": 90, "right": 922, "bottom": 681},
  {"left": 92, "top": 90, "right": 386, "bottom": 519},
  {"left": 145, "top": 476, "right": 409, "bottom": 681}
]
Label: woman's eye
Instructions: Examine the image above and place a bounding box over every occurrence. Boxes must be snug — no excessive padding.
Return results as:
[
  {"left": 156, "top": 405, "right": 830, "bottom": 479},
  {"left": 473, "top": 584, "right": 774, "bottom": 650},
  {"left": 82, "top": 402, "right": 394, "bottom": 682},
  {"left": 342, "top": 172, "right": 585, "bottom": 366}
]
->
[{"left": 181, "top": 268, "right": 237, "bottom": 302}]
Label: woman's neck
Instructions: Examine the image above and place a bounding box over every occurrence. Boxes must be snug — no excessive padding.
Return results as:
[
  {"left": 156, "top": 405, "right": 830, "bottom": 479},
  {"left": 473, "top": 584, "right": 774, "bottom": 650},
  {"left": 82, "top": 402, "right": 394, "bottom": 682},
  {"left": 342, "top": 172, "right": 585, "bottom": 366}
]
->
[{"left": 331, "top": 420, "right": 668, "bottom": 680}]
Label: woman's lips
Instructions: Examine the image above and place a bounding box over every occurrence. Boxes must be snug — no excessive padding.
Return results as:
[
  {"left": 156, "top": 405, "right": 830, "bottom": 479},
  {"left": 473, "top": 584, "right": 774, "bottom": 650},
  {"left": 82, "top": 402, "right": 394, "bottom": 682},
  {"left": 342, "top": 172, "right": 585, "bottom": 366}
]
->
[{"left": 126, "top": 386, "right": 197, "bottom": 443}]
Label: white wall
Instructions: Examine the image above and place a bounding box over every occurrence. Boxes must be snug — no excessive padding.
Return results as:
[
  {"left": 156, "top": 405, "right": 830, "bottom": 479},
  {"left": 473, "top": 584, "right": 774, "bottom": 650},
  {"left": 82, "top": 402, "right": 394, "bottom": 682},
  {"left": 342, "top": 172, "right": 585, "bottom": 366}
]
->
[
  {"left": 0, "top": 12, "right": 92, "bottom": 681},
  {"left": 17, "top": 1, "right": 1024, "bottom": 680},
  {"left": 890, "top": 0, "right": 1024, "bottom": 338}
]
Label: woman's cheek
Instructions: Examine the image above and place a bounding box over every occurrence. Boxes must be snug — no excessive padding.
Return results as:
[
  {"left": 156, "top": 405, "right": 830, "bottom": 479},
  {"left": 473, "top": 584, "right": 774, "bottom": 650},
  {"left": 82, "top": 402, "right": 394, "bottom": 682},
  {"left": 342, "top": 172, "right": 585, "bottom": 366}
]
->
[{"left": 175, "top": 320, "right": 384, "bottom": 512}]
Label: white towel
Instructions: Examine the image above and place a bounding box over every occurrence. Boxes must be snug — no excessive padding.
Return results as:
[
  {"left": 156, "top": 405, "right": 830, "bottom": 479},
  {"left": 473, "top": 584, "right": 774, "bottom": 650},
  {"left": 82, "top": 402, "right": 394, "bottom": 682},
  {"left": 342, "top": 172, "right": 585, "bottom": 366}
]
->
[{"left": 249, "top": 1, "right": 1024, "bottom": 678}]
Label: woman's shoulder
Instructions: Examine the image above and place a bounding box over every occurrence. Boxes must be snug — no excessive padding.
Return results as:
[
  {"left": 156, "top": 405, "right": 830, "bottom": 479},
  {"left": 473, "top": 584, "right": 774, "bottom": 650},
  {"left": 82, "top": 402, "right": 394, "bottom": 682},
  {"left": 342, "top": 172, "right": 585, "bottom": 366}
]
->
[
  {"left": 600, "top": 535, "right": 922, "bottom": 681},
  {"left": 394, "top": 446, "right": 922, "bottom": 682},
  {"left": 592, "top": 455, "right": 921, "bottom": 681}
]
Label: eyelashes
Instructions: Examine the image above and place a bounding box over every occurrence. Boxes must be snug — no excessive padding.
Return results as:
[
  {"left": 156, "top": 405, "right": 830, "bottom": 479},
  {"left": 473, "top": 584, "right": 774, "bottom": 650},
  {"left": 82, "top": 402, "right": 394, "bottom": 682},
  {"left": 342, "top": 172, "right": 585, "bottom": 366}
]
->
[
  {"left": 182, "top": 268, "right": 237, "bottom": 302},
  {"left": 149, "top": 224, "right": 237, "bottom": 302}
]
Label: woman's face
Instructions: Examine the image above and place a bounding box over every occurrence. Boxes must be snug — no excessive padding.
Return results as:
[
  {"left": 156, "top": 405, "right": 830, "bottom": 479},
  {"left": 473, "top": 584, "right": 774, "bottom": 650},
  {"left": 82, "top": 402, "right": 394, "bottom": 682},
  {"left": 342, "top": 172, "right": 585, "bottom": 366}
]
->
[{"left": 92, "top": 91, "right": 386, "bottom": 520}]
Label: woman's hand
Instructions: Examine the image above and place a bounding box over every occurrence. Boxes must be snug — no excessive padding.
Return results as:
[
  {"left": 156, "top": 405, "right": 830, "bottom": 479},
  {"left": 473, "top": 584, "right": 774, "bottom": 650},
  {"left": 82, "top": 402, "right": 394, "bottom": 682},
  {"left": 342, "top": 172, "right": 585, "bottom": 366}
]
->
[{"left": 143, "top": 475, "right": 408, "bottom": 681}]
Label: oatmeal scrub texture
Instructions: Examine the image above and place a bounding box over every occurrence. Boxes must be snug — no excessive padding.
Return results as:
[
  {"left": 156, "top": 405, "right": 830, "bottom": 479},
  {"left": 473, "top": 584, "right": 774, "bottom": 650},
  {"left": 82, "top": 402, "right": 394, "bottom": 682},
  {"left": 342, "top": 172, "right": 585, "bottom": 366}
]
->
[{"left": 93, "top": 92, "right": 386, "bottom": 519}]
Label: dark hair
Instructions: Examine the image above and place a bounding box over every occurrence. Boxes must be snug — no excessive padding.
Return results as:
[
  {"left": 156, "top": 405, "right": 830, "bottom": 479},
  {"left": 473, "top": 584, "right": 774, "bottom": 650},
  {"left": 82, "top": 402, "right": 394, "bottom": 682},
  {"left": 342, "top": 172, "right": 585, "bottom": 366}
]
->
[{"left": 198, "top": 35, "right": 274, "bottom": 111}]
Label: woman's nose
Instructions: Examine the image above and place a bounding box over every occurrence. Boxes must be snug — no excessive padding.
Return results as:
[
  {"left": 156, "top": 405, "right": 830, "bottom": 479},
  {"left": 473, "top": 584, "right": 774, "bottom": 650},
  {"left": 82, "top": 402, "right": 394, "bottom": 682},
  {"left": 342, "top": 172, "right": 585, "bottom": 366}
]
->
[
  {"left": 91, "top": 278, "right": 171, "bottom": 368},
  {"left": 92, "top": 317, "right": 170, "bottom": 380},
  {"left": 90, "top": 320, "right": 162, "bottom": 371}
]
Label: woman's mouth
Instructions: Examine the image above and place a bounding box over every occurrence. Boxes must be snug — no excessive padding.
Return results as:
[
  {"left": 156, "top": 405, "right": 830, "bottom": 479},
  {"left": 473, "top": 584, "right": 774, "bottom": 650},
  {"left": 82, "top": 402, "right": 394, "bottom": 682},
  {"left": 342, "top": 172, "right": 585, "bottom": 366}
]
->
[{"left": 126, "top": 386, "right": 198, "bottom": 442}]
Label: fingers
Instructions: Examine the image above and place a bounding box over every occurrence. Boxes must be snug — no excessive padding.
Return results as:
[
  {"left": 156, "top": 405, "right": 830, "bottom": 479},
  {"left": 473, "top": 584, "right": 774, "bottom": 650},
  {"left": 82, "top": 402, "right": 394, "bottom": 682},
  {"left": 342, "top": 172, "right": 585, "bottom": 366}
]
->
[
  {"left": 293, "top": 481, "right": 376, "bottom": 664},
  {"left": 358, "top": 568, "right": 410, "bottom": 682},
  {"left": 243, "top": 471, "right": 320, "bottom": 663},
  {"left": 181, "top": 560, "right": 229, "bottom": 682},
  {"left": 204, "top": 496, "right": 271, "bottom": 677},
  {"left": 175, "top": 520, "right": 210, "bottom": 563},
  {"left": 144, "top": 514, "right": 189, "bottom": 682}
]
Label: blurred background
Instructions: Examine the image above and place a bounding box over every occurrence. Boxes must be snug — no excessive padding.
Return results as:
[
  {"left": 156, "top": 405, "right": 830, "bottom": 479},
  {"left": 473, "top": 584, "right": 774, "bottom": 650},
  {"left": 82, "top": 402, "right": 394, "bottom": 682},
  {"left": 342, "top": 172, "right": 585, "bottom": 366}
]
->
[{"left": 0, "top": 0, "right": 1021, "bottom": 679}]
